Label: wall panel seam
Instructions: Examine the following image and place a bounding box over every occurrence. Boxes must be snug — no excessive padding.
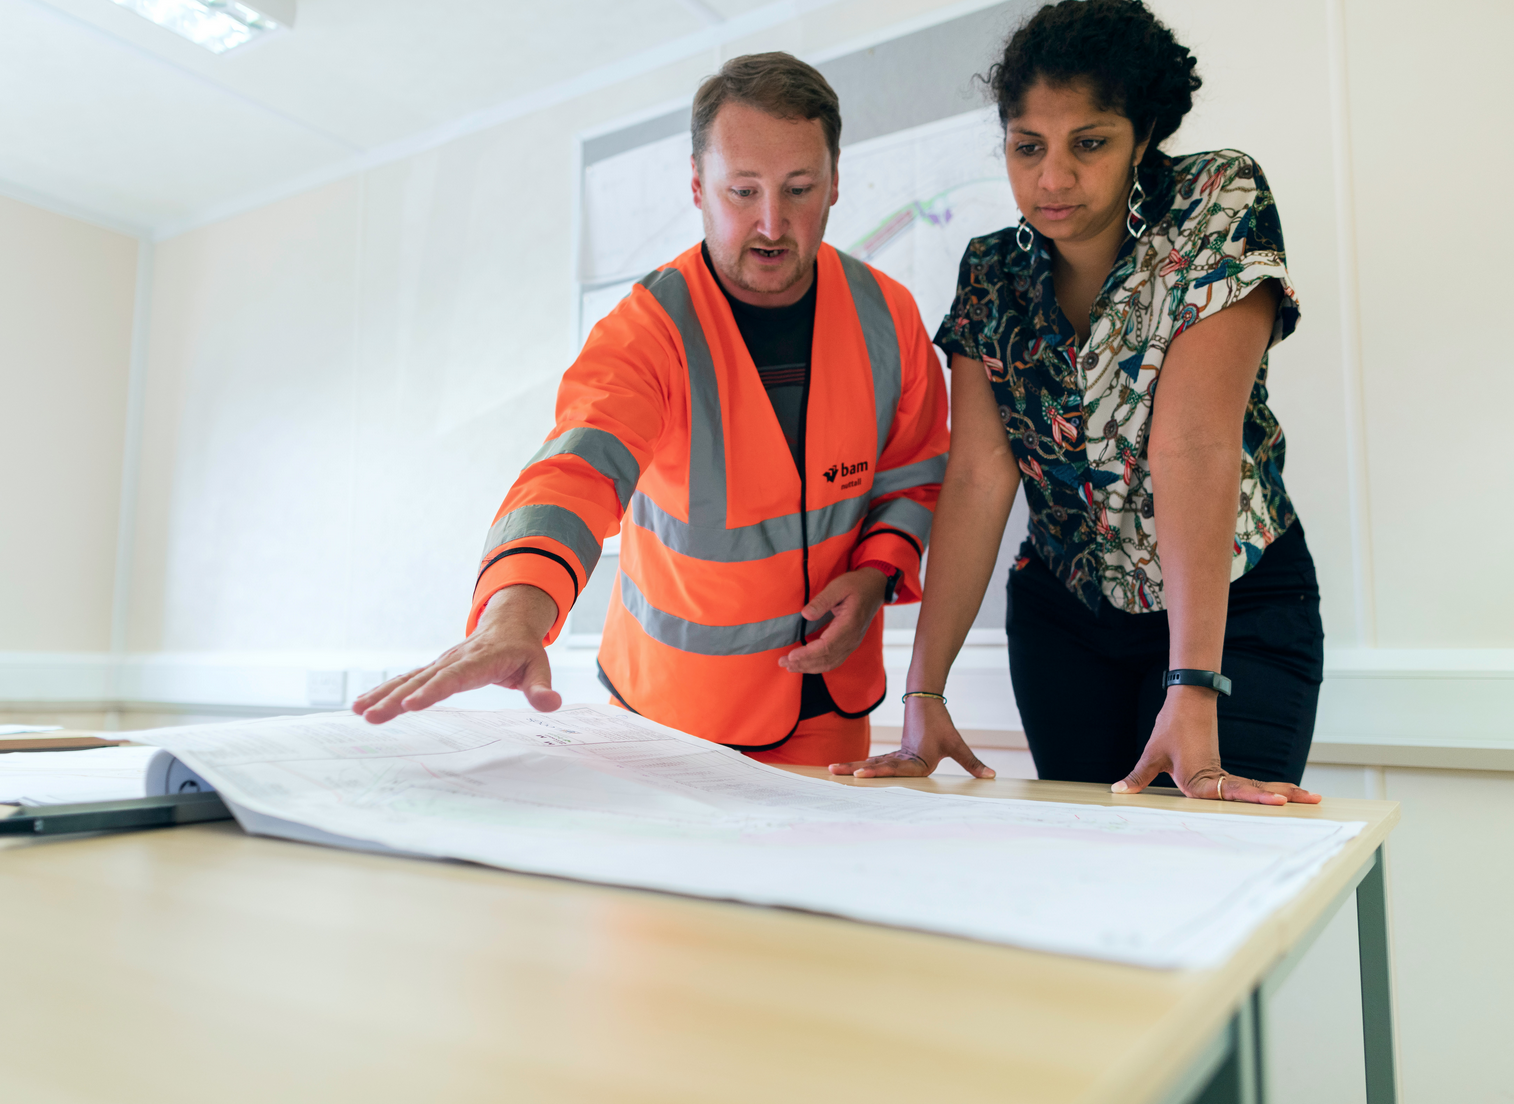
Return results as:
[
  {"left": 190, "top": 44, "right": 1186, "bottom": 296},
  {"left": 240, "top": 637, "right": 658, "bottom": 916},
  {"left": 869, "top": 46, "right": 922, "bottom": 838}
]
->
[{"left": 1325, "top": 0, "right": 1377, "bottom": 647}]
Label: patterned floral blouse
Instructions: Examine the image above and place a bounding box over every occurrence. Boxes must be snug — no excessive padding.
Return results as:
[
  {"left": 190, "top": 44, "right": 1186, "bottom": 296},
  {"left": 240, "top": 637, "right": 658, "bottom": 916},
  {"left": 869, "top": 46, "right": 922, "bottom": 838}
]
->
[{"left": 935, "top": 149, "right": 1301, "bottom": 615}]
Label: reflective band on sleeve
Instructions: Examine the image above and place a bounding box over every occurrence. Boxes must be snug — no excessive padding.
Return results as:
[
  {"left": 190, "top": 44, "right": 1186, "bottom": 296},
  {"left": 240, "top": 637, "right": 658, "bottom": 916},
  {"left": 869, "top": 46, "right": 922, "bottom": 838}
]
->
[
  {"left": 618, "top": 571, "right": 801, "bottom": 656},
  {"left": 862, "top": 495, "right": 934, "bottom": 546},
  {"left": 526, "top": 427, "right": 642, "bottom": 509},
  {"left": 637, "top": 268, "right": 727, "bottom": 529},
  {"left": 837, "top": 251, "right": 901, "bottom": 460},
  {"left": 630, "top": 491, "right": 869, "bottom": 563},
  {"left": 482, "top": 503, "right": 601, "bottom": 579},
  {"left": 869, "top": 453, "right": 948, "bottom": 498}
]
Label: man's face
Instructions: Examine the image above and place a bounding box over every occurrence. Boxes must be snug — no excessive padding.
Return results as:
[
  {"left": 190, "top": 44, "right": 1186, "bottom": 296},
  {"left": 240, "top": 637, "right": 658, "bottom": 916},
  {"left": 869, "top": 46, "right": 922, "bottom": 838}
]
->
[{"left": 692, "top": 102, "right": 838, "bottom": 308}]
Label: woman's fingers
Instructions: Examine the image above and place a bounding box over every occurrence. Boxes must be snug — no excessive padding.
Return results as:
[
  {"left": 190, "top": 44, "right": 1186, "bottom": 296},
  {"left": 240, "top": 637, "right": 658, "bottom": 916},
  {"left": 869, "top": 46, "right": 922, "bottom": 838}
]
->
[
  {"left": 1220, "top": 775, "right": 1294, "bottom": 806},
  {"left": 1112, "top": 749, "right": 1166, "bottom": 795},
  {"left": 1251, "top": 779, "right": 1322, "bottom": 804},
  {"left": 947, "top": 741, "right": 996, "bottom": 779},
  {"left": 829, "top": 752, "right": 930, "bottom": 778}
]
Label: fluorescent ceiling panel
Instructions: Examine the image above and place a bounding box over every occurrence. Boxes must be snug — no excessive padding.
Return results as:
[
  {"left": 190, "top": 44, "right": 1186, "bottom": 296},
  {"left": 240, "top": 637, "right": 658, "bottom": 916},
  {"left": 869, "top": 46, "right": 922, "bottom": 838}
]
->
[{"left": 111, "top": 0, "right": 292, "bottom": 54}]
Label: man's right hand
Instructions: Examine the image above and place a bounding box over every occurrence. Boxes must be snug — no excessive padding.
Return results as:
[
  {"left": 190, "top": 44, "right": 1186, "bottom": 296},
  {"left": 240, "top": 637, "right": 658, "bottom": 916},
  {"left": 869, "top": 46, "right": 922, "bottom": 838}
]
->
[{"left": 353, "top": 585, "right": 562, "bottom": 724}]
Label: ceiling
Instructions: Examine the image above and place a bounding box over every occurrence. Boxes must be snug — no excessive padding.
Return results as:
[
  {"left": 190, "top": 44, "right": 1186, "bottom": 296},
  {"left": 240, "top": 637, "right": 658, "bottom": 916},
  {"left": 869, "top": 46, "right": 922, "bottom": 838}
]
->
[{"left": 0, "top": 0, "right": 790, "bottom": 238}]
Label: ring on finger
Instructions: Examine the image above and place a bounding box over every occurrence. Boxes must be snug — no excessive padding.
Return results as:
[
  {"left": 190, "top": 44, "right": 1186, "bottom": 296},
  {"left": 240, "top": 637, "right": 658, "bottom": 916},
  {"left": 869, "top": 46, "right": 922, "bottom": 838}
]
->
[{"left": 1215, "top": 773, "right": 1226, "bottom": 801}]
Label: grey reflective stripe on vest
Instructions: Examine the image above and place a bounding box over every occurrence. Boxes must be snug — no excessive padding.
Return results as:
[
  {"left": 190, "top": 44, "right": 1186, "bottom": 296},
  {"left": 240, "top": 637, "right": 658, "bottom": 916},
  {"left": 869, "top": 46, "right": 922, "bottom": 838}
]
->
[
  {"left": 869, "top": 452, "right": 948, "bottom": 499},
  {"left": 629, "top": 253, "right": 906, "bottom": 573},
  {"left": 482, "top": 503, "right": 602, "bottom": 577},
  {"left": 619, "top": 571, "right": 799, "bottom": 656},
  {"left": 836, "top": 250, "right": 901, "bottom": 460},
  {"left": 630, "top": 491, "right": 869, "bottom": 563},
  {"left": 862, "top": 495, "right": 934, "bottom": 546},
  {"left": 526, "top": 427, "right": 641, "bottom": 509},
  {"left": 638, "top": 267, "right": 726, "bottom": 528}
]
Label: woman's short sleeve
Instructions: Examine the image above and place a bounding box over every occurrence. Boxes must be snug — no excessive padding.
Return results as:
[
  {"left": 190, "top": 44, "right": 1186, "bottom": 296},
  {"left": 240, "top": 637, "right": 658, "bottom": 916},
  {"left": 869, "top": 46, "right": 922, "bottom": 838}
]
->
[
  {"left": 1166, "top": 153, "right": 1301, "bottom": 348},
  {"left": 932, "top": 234, "right": 1002, "bottom": 365}
]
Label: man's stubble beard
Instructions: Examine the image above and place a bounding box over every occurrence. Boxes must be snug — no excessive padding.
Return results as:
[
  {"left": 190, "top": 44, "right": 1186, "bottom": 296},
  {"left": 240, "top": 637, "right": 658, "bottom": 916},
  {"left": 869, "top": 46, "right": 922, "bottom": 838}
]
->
[{"left": 702, "top": 204, "right": 831, "bottom": 298}]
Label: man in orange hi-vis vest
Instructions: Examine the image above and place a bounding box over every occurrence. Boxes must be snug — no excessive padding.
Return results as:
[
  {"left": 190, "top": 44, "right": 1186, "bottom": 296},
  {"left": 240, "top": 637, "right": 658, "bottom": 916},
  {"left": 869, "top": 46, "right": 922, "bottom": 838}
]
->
[{"left": 355, "top": 53, "right": 993, "bottom": 777}]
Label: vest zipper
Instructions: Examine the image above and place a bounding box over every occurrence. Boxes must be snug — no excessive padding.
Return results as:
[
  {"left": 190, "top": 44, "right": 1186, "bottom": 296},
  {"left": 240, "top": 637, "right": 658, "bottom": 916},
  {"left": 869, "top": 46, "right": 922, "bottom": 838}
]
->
[{"left": 797, "top": 363, "right": 812, "bottom": 622}]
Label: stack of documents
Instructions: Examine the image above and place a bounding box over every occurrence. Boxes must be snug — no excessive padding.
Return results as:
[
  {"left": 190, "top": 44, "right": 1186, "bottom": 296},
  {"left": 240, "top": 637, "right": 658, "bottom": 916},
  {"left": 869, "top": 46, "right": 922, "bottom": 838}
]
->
[{"left": 132, "top": 705, "right": 1363, "bottom": 969}]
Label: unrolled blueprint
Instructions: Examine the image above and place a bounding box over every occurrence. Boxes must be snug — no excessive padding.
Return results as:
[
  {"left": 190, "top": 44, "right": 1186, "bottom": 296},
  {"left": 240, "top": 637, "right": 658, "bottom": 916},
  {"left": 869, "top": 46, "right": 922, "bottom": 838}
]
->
[{"left": 137, "top": 705, "right": 1363, "bottom": 969}]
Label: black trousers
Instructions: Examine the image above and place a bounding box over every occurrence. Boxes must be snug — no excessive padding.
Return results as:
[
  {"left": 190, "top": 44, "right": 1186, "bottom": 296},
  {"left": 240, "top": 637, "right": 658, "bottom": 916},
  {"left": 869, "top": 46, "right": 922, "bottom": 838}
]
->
[{"left": 1006, "top": 523, "right": 1325, "bottom": 787}]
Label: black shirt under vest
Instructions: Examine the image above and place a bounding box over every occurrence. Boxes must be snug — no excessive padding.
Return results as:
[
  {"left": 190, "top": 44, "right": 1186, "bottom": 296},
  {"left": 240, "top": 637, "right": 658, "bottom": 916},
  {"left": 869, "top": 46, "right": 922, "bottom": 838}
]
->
[{"left": 700, "top": 243, "right": 837, "bottom": 722}]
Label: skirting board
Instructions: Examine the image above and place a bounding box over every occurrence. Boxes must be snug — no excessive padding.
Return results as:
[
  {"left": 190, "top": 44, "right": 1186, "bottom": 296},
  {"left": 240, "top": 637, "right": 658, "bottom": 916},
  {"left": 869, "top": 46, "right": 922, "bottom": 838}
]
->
[
  {"left": 865, "top": 727, "right": 1514, "bottom": 772},
  {"left": 1, "top": 646, "right": 1511, "bottom": 768}
]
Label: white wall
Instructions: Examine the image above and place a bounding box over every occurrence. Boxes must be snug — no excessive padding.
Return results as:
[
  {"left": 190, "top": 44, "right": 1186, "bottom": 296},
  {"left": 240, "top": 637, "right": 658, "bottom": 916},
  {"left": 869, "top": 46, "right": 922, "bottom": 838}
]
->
[
  {"left": 0, "top": 195, "right": 137, "bottom": 652},
  {"left": 115, "top": 0, "right": 1514, "bottom": 674},
  {"left": 1347, "top": 0, "right": 1513, "bottom": 647}
]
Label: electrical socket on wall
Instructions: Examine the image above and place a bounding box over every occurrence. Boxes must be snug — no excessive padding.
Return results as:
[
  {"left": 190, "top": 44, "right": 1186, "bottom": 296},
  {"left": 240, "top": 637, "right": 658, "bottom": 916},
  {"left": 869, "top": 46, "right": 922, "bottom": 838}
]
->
[
  {"left": 306, "top": 670, "right": 347, "bottom": 707},
  {"left": 350, "top": 670, "right": 387, "bottom": 698}
]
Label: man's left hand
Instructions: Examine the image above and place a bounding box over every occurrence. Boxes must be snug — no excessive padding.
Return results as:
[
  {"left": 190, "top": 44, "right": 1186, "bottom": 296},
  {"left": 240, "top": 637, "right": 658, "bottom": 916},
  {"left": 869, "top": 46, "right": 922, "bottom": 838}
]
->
[{"left": 777, "top": 567, "right": 888, "bottom": 674}]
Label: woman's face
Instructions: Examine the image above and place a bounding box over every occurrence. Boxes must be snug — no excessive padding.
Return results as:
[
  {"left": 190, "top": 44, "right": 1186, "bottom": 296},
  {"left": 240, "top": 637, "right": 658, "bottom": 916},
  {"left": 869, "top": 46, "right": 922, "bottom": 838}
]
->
[{"left": 1005, "top": 79, "right": 1149, "bottom": 249}]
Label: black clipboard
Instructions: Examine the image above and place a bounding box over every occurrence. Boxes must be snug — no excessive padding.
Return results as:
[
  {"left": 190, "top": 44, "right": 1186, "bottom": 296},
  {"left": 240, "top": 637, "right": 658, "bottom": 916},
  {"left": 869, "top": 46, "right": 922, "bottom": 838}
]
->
[{"left": 0, "top": 792, "right": 232, "bottom": 836}]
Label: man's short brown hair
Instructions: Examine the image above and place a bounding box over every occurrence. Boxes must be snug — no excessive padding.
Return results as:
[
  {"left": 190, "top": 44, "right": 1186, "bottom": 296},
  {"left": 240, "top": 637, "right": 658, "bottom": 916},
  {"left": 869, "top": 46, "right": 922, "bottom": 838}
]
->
[{"left": 691, "top": 52, "right": 841, "bottom": 171}]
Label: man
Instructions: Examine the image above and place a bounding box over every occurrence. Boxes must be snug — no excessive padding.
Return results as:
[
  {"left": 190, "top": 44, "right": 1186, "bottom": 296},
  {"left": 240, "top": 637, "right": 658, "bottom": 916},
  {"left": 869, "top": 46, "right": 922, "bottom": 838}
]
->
[{"left": 357, "top": 53, "right": 979, "bottom": 772}]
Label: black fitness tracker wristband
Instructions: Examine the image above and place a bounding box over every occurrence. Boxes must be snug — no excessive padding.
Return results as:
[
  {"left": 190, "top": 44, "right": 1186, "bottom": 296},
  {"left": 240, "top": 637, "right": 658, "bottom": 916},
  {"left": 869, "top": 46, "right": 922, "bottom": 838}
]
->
[{"left": 1163, "top": 669, "right": 1232, "bottom": 696}]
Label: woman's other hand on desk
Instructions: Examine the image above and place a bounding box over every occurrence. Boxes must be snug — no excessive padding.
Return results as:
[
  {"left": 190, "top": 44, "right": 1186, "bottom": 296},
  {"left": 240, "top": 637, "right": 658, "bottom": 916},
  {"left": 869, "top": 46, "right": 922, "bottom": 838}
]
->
[
  {"left": 828, "top": 696, "right": 996, "bottom": 779},
  {"left": 1112, "top": 686, "right": 1320, "bottom": 805},
  {"left": 352, "top": 585, "right": 562, "bottom": 724}
]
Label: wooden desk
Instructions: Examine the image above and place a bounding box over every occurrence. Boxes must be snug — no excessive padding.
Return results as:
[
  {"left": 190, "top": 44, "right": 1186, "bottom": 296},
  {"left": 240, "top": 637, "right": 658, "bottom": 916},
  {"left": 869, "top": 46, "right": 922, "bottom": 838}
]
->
[{"left": 0, "top": 774, "right": 1398, "bottom": 1104}]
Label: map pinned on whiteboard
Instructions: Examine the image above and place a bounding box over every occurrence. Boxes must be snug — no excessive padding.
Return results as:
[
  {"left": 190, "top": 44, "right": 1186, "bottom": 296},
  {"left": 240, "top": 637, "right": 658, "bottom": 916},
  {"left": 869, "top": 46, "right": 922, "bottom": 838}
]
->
[{"left": 577, "top": 107, "right": 1018, "bottom": 349}]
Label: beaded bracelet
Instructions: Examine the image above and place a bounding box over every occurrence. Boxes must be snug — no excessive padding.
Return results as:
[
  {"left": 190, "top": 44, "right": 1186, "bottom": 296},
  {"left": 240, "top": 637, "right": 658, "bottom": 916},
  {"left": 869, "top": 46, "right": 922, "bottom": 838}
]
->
[{"left": 901, "top": 691, "right": 947, "bottom": 704}]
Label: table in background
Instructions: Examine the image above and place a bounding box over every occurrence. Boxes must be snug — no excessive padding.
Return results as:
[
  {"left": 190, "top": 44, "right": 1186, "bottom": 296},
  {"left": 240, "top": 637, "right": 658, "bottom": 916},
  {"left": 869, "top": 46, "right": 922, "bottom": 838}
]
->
[{"left": 0, "top": 774, "right": 1398, "bottom": 1104}]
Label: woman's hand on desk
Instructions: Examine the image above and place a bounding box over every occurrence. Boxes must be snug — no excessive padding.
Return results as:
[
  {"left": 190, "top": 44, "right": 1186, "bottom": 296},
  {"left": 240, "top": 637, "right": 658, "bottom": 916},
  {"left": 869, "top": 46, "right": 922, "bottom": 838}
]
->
[
  {"left": 1112, "top": 687, "right": 1320, "bottom": 805},
  {"left": 827, "top": 696, "right": 996, "bottom": 779},
  {"left": 353, "top": 585, "right": 562, "bottom": 724}
]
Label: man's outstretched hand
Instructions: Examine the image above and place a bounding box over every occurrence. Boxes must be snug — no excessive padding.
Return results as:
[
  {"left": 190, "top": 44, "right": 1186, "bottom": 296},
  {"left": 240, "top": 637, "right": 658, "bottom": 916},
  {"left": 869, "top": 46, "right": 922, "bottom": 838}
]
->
[
  {"left": 777, "top": 567, "right": 888, "bottom": 675},
  {"left": 352, "top": 585, "right": 562, "bottom": 724}
]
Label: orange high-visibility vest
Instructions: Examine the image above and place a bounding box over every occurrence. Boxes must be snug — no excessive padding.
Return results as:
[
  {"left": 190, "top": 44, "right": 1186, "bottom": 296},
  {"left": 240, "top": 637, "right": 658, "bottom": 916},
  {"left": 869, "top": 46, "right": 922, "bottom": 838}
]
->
[{"left": 467, "top": 242, "right": 948, "bottom": 748}]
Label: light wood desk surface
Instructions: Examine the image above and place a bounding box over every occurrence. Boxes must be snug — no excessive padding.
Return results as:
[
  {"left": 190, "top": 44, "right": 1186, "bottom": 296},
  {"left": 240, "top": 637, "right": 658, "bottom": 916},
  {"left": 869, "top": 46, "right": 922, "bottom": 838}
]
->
[{"left": 0, "top": 773, "right": 1398, "bottom": 1104}]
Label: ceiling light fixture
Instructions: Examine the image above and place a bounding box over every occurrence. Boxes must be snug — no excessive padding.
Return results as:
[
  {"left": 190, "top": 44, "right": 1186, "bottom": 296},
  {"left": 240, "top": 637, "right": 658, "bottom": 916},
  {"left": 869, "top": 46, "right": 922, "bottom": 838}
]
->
[{"left": 111, "top": 0, "right": 295, "bottom": 55}]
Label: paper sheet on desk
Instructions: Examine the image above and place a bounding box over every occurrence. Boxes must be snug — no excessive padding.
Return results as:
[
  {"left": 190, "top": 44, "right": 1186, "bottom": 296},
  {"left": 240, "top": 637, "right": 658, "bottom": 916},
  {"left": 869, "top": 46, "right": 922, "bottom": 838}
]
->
[
  {"left": 134, "top": 705, "right": 1363, "bottom": 969},
  {"left": 0, "top": 746, "right": 160, "bottom": 805}
]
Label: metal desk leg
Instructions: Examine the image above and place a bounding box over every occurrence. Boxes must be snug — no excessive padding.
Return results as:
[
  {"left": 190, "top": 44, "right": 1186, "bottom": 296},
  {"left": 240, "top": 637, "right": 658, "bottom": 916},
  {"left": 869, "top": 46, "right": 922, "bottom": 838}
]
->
[
  {"left": 1189, "top": 1001, "right": 1261, "bottom": 1104},
  {"left": 1356, "top": 845, "right": 1398, "bottom": 1104}
]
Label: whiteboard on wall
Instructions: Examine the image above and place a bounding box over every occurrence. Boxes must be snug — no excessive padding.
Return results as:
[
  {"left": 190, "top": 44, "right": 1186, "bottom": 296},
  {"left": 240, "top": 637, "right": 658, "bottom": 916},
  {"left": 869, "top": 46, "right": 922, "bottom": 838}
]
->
[{"left": 568, "top": 1, "right": 1036, "bottom": 640}]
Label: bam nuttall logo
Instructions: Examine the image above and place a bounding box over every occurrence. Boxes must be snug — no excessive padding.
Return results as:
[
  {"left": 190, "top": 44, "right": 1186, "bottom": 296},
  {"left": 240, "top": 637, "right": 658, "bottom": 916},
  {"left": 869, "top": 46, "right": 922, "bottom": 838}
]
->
[{"left": 823, "top": 458, "right": 868, "bottom": 487}]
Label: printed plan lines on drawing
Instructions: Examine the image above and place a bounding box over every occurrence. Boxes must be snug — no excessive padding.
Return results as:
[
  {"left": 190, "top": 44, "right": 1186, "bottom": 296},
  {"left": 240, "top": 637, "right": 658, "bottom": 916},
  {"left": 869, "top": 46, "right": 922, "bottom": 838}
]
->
[
  {"left": 575, "top": 108, "right": 1018, "bottom": 347},
  {"left": 578, "top": 129, "right": 702, "bottom": 342},
  {"left": 581, "top": 130, "right": 702, "bottom": 288},
  {"left": 138, "top": 705, "right": 1362, "bottom": 969},
  {"left": 825, "top": 107, "right": 1016, "bottom": 345}
]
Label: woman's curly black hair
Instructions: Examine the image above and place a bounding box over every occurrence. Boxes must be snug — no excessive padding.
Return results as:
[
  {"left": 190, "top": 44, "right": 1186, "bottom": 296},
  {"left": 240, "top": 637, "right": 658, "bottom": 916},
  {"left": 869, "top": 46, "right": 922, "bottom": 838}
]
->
[{"left": 987, "top": 0, "right": 1201, "bottom": 151}]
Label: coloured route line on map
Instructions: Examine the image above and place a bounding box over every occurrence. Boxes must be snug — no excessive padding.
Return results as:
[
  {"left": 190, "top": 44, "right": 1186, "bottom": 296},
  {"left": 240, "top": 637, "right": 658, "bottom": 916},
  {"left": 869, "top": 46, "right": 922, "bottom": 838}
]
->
[{"left": 846, "top": 178, "right": 1003, "bottom": 262}]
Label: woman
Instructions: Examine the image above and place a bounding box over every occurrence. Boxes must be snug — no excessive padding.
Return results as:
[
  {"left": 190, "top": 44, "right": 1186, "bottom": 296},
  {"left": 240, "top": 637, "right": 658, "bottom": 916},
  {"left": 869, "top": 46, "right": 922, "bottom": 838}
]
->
[{"left": 833, "top": 0, "right": 1324, "bottom": 805}]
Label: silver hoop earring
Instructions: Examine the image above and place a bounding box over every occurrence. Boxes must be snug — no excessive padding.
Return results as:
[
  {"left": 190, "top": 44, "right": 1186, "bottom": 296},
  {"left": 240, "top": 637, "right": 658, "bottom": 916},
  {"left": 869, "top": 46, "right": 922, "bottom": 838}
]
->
[
  {"left": 1016, "top": 217, "right": 1034, "bottom": 253},
  {"left": 1126, "top": 174, "right": 1147, "bottom": 239}
]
